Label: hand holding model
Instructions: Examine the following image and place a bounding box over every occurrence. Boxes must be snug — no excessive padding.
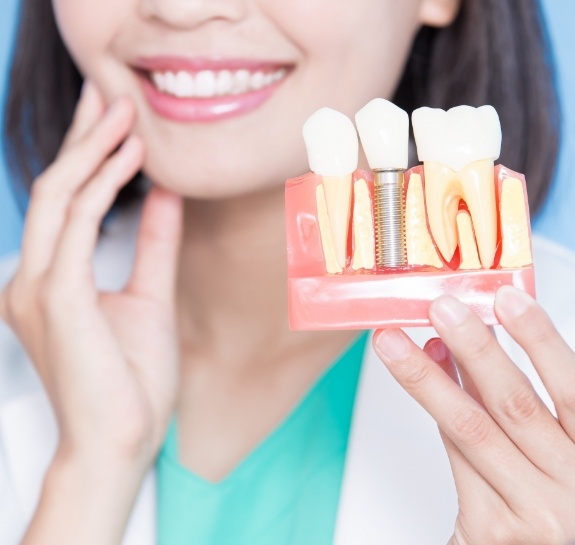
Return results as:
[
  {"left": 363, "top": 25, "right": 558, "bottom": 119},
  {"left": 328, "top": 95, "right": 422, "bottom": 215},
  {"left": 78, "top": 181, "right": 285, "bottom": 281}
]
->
[
  {"left": 374, "top": 291, "right": 575, "bottom": 545},
  {"left": 291, "top": 99, "right": 575, "bottom": 543},
  {"left": 0, "top": 82, "right": 183, "bottom": 544}
]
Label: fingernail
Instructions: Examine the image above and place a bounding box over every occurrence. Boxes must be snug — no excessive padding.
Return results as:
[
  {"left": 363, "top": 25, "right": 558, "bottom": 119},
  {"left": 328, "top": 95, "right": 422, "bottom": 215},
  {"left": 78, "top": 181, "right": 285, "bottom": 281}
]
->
[
  {"left": 495, "top": 285, "right": 532, "bottom": 318},
  {"left": 425, "top": 338, "right": 447, "bottom": 363},
  {"left": 431, "top": 296, "right": 469, "bottom": 327},
  {"left": 374, "top": 330, "right": 409, "bottom": 360}
]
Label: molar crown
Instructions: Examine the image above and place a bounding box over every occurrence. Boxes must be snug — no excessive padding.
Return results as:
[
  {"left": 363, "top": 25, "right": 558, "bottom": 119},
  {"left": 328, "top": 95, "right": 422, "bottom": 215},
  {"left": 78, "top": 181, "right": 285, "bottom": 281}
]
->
[
  {"left": 302, "top": 108, "right": 359, "bottom": 176},
  {"left": 412, "top": 105, "right": 502, "bottom": 172}
]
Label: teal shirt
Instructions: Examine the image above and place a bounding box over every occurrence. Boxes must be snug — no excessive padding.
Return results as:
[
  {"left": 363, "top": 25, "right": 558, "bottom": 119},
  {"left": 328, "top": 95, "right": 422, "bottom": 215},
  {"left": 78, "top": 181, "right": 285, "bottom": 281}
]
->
[{"left": 156, "top": 333, "right": 368, "bottom": 545}]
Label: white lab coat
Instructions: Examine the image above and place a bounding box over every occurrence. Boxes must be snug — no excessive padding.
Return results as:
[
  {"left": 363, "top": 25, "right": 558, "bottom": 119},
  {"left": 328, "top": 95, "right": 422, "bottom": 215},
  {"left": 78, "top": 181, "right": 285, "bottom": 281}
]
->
[{"left": 1, "top": 207, "right": 574, "bottom": 545}]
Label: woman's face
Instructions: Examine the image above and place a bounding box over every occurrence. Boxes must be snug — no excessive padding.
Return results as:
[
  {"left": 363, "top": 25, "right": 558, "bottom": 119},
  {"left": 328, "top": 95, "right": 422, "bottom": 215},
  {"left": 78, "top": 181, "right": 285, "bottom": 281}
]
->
[{"left": 52, "top": 0, "right": 458, "bottom": 199}]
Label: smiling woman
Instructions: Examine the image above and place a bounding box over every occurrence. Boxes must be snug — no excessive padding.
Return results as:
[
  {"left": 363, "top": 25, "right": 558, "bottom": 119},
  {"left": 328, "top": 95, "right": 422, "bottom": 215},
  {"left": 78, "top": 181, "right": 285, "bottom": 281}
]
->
[{"left": 1, "top": 1, "right": 575, "bottom": 545}]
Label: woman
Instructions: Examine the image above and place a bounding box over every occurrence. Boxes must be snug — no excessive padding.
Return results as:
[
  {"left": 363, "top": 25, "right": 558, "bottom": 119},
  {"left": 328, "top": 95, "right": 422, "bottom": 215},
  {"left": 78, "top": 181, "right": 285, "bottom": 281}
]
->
[{"left": 1, "top": 0, "right": 575, "bottom": 543}]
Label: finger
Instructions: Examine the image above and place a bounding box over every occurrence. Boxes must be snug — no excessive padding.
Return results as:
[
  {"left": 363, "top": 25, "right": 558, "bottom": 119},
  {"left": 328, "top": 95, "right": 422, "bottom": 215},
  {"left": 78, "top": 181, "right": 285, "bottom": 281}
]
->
[
  {"left": 59, "top": 80, "right": 106, "bottom": 154},
  {"left": 495, "top": 285, "right": 575, "bottom": 441},
  {"left": 373, "top": 328, "right": 543, "bottom": 505},
  {"left": 47, "top": 136, "right": 144, "bottom": 294},
  {"left": 126, "top": 186, "right": 183, "bottom": 305},
  {"left": 425, "top": 339, "right": 509, "bottom": 509},
  {"left": 20, "top": 98, "right": 136, "bottom": 279},
  {"left": 429, "top": 296, "right": 575, "bottom": 479},
  {"left": 438, "top": 427, "right": 507, "bottom": 513}
]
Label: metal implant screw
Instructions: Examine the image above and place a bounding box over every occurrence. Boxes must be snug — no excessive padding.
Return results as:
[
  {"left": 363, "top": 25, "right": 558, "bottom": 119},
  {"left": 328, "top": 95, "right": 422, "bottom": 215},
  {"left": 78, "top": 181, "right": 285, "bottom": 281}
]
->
[{"left": 373, "top": 169, "right": 407, "bottom": 268}]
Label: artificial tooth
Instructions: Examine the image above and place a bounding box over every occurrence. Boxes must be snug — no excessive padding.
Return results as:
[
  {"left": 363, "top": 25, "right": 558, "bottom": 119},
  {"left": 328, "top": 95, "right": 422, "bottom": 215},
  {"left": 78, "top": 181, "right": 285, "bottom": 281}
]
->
[
  {"left": 351, "top": 179, "right": 375, "bottom": 270},
  {"left": 412, "top": 106, "right": 501, "bottom": 269},
  {"left": 303, "top": 107, "right": 358, "bottom": 269},
  {"left": 499, "top": 177, "right": 533, "bottom": 268},
  {"left": 316, "top": 184, "right": 343, "bottom": 274},
  {"left": 456, "top": 210, "right": 481, "bottom": 270},
  {"left": 405, "top": 173, "right": 443, "bottom": 268},
  {"left": 355, "top": 98, "right": 409, "bottom": 170},
  {"left": 355, "top": 98, "right": 409, "bottom": 268}
]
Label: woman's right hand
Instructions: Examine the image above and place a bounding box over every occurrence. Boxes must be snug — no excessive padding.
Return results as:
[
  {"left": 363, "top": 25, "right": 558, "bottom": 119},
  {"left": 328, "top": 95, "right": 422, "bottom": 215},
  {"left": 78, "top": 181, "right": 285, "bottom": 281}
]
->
[{"left": 0, "top": 82, "right": 183, "bottom": 543}]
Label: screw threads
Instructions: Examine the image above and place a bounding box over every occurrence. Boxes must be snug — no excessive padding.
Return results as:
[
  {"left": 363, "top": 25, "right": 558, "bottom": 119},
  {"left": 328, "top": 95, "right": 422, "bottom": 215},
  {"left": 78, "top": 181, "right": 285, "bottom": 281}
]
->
[{"left": 373, "top": 170, "right": 407, "bottom": 268}]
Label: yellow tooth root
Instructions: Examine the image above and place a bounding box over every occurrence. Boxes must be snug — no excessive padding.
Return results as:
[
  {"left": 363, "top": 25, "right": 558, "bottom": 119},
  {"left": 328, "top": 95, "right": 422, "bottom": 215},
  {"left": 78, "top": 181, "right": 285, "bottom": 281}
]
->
[
  {"left": 456, "top": 210, "right": 482, "bottom": 270},
  {"left": 424, "top": 160, "right": 497, "bottom": 269},
  {"left": 499, "top": 177, "right": 533, "bottom": 268},
  {"left": 405, "top": 174, "right": 443, "bottom": 268},
  {"left": 322, "top": 175, "right": 352, "bottom": 269},
  {"left": 316, "top": 184, "right": 343, "bottom": 274},
  {"left": 352, "top": 179, "right": 375, "bottom": 270}
]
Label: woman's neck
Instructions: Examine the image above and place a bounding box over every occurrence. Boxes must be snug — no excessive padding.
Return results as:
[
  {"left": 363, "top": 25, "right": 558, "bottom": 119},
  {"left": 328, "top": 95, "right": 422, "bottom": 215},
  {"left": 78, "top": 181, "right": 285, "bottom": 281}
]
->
[
  {"left": 173, "top": 184, "right": 358, "bottom": 480},
  {"left": 177, "top": 185, "right": 296, "bottom": 368}
]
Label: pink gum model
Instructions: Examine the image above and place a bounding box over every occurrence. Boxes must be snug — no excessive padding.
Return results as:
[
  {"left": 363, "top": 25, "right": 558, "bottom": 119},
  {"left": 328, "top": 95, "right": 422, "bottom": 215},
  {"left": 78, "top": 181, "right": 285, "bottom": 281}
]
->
[{"left": 285, "top": 165, "right": 535, "bottom": 330}]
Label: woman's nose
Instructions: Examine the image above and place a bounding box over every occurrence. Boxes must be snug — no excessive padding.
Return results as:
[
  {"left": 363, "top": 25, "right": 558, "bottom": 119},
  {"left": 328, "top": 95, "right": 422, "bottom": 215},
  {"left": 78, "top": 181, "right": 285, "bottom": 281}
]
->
[{"left": 139, "top": 0, "right": 247, "bottom": 30}]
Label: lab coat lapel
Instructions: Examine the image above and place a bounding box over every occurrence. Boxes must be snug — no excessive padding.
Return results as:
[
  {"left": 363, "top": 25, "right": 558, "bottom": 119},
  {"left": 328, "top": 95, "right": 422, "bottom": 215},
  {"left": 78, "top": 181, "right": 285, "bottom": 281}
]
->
[{"left": 333, "top": 330, "right": 458, "bottom": 545}]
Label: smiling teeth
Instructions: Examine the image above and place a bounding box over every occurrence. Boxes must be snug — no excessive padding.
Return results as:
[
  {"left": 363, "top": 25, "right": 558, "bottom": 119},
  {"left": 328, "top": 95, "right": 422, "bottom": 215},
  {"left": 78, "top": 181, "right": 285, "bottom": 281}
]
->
[{"left": 151, "top": 68, "right": 287, "bottom": 98}]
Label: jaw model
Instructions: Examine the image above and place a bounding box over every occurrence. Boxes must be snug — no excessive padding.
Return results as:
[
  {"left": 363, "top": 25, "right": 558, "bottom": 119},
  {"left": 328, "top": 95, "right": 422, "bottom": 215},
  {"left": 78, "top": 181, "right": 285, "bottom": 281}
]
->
[{"left": 286, "top": 102, "right": 535, "bottom": 331}]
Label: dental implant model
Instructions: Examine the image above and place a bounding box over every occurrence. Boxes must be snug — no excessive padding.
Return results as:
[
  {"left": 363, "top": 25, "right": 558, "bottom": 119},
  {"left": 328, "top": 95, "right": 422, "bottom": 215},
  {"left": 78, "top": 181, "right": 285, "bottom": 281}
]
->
[
  {"left": 285, "top": 101, "right": 535, "bottom": 330},
  {"left": 355, "top": 98, "right": 408, "bottom": 269}
]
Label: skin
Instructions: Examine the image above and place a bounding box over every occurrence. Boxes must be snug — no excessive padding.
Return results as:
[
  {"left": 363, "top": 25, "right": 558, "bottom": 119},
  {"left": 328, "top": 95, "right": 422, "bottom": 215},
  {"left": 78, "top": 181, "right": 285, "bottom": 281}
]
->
[{"left": 1, "top": 0, "right": 574, "bottom": 543}]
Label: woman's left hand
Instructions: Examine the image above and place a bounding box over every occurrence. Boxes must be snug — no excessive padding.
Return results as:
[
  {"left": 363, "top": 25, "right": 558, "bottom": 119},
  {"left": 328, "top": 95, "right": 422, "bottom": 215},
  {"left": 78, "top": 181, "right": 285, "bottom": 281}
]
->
[{"left": 373, "top": 286, "right": 575, "bottom": 545}]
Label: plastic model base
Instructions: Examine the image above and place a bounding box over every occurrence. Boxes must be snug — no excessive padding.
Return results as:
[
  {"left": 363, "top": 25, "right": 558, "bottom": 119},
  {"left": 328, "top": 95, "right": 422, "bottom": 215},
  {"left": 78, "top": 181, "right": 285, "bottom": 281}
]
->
[{"left": 285, "top": 165, "right": 535, "bottom": 331}]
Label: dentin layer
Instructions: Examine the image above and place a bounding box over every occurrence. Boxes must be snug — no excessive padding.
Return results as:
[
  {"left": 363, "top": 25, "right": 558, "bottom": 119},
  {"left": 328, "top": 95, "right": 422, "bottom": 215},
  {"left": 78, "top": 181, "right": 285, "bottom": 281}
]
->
[
  {"left": 499, "top": 177, "right": 533, "bottom": 268},
  {"left": 351, "top": 179, "right": 375, "bottom": 270},
  {"left": 423, "top": 160, "right": 497, "bottom": 269},
  {"left": 405, "top": 173, "right": 443, "bottom": 268}
]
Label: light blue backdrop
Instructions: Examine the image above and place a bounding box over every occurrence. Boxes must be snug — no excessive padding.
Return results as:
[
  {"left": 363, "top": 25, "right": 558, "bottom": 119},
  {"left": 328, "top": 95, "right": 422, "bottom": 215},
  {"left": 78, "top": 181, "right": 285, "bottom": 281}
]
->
[{"left": 1, "top": 0, "right": 574, "bottom": 256}]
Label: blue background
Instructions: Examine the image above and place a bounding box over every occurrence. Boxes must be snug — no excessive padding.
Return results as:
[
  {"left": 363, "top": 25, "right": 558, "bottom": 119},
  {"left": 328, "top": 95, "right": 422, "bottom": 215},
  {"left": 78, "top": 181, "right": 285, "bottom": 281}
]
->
[{"left": 1, "top": 0, "right": 574, "bottom": 257}]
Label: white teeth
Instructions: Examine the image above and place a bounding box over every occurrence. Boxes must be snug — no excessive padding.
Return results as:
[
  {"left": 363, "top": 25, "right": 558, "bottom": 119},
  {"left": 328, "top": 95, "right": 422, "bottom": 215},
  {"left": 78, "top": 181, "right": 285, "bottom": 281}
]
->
[
  {"left": 412, "top": 105, "right": 501, "bottom": 172},
  {"left": 216, "top": 70, "right": 233, "bottom": 96},
  {"left": 150, "top": 68, "right": 288, "bottom": 98},
  {"left": 355, "top": 98, "right": 409, "bottom": 170},
  {"left": 250, "top": 71, "right": 265, "bottom": 90},
  {"left": 195, "top": 70, "right": 216, "bottom": 97},
  {"left": 174, "top": 71, "right": 194, "bottom": 97},
  {"left": 233, "top": 69, "right": 251, "bottom": 94},
  {"left": 302, "top": 108, "right": 358, "bottom": 177}
]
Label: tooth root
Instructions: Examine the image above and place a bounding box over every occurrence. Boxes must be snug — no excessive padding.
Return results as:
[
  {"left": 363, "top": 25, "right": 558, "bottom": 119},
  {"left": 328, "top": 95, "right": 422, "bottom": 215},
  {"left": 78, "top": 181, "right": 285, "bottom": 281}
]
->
[
  {"left": 456, "top": 210, "right": 482, "bottom": 270},
  {"left": 499, "top": 177, "right": 533, "bottom": 268},
  {"left": 424, "top": 162, "right": 461, "bottom": 262},
  {"left": 351, "top": 179, "right": 375, "bottom": 270},
  {"left": 316, "top": 184, "right": 343, "bottom": 274},
  {"left": 322, "top": 175, "right": 352, "bottom": 269},
  {"left": 405, "top": 174, "right": 443, "bottom": 268},
  {"left": 424, "top": 160, "right": 497, "bottom": 269},
  {"left": 459, "top": 160, "right": 497, "bottom": 269}
]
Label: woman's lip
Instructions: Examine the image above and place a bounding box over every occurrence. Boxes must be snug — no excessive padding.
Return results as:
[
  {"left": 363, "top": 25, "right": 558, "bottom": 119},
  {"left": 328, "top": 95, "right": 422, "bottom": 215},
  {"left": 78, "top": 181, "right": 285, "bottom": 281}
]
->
[
  {"left": 137, "top": 71, "right": 288, "bottom": 123},
  {"left": 134, "top": 56, "right": 292, "bottom": 73}
]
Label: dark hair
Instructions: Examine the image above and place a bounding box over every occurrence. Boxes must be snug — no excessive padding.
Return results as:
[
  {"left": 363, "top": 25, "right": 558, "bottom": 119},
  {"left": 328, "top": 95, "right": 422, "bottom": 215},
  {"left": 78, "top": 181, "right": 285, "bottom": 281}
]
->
[{"left": 4, "top": 0, "right": 559, "bottom": 213}]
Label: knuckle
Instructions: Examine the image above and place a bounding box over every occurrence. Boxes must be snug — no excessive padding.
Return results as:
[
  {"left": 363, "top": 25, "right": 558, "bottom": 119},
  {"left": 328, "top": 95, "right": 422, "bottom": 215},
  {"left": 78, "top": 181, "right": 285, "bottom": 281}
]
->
[
  {"left": 450, "top": 406, "right": 492, "bottom": 446},
  {"left": 498, "top": 382, "right": 540, "bottom": 425},
  {"left": 69, "top": 196, "right": 97, "bottom": 223},
  {"left": 461, "top": 329, "right": 494, "bottom": 364},
  {"left": 525, "top": 315, "right": 557, "bottom": 347},
  {"left": 400, "top": 362, "right": 433, "bottom": 392}
]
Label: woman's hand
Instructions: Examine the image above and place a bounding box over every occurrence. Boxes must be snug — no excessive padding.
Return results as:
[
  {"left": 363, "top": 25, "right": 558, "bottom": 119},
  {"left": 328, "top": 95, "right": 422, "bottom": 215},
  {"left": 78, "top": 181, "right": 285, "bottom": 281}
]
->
[
  {"left": 0, "top": 82, "right": 183, "bottom": 544},
  {"left": 373, "top": 287, "right": 575, "bottom": 545}
]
